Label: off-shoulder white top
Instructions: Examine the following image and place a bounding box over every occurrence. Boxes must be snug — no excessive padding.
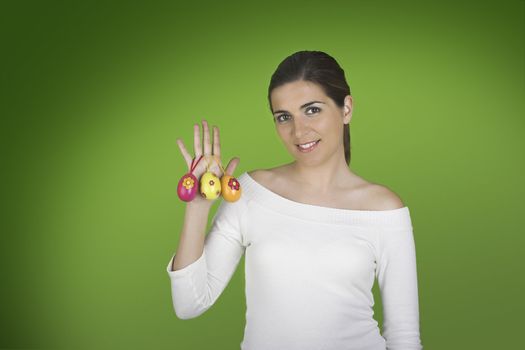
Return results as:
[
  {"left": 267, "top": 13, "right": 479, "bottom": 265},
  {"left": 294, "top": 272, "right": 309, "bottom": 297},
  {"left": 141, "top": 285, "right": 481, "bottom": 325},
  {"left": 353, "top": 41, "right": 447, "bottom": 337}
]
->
[{"left": 166, "top": 171, "right": 423, "bottom": 350}]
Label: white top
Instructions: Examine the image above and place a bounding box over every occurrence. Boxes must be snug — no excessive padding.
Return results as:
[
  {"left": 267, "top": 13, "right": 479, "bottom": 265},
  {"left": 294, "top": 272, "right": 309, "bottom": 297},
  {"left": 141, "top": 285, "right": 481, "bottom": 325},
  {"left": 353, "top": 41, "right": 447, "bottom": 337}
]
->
[{"left": 166, "top": 172, "right": 423, "bottom": 350}]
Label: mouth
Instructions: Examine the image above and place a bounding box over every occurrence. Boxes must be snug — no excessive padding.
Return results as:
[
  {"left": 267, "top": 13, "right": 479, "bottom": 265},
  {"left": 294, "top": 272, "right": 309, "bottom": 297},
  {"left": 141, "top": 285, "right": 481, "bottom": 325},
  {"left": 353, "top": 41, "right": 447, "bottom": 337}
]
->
[{"left": 296, "top": 139, "right": 321, "bottom": 152}]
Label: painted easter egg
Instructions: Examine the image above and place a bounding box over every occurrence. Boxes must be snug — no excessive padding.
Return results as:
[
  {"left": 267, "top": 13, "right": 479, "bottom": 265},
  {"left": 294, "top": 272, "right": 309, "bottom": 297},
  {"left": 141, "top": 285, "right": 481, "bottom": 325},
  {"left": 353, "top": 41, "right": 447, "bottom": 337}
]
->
[
  {"left": 220, "top": 174, "right": 241, "bottom": 202},
  {"left": 177, "top": 172, "right": 199, "bottom": 202},
  {"left": 200, "top": 171, "right": 221, "bottom": 200}
]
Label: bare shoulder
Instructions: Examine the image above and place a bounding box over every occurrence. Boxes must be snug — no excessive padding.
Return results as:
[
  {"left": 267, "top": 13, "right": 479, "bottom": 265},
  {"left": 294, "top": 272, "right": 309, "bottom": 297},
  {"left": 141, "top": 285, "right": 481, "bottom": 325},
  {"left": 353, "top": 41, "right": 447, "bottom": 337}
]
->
[
  {"left": 247, "top": 168, "right": 271, "bottom": 182},
  {"left": 247, "top": 166, "right": 289, "bottom": 189},
  {"left": 247, "top": 162, "right": 288, "bottom": 179},
  {"left": 248, "top": 166, "right": 405, "bottom": 211},
  {"left": 361, "top": 182, "right": 406, "bottom": 210}
]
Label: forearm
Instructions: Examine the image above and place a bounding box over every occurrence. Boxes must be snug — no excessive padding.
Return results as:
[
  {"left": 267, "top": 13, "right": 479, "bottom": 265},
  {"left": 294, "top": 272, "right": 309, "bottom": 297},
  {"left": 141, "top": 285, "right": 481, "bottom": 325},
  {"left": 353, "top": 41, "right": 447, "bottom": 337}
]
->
[{"left": 171, "top": 200, "right": 213, "bottom": 271}]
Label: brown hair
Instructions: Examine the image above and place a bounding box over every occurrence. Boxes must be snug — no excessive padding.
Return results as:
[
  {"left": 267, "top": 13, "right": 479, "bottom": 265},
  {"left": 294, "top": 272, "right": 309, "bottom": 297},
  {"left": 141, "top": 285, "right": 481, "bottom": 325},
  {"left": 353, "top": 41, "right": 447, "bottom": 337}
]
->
[{"left": 267, "top": 50, "right": 352, "bottom": 165}]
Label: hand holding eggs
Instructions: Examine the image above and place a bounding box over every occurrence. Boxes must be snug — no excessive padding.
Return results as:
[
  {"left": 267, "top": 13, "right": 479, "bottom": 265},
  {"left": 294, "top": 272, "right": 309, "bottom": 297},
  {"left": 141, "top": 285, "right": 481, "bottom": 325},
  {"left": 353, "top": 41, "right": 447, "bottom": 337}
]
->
[{"left": 175, "top": 120, "right": 241, "bottom": 203}]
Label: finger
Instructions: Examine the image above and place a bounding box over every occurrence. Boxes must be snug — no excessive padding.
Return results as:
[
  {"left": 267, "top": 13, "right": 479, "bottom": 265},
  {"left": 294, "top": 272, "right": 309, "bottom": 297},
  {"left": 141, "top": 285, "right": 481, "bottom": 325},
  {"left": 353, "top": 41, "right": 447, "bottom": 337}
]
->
[
  {"left": 176, "top": 138, "right": 193, "bottom": 169},
  {"left": 225, "top": 157, "right": 240, "bottom": 176},
  {"left": 212, "top": 125, "right": 221, "bottom": 158},
  {"left": 193, "top": 123, "right": 202, "bottom": 158},
  {"left": 202, "top": 120, "right": 211, "bottom": 155}
]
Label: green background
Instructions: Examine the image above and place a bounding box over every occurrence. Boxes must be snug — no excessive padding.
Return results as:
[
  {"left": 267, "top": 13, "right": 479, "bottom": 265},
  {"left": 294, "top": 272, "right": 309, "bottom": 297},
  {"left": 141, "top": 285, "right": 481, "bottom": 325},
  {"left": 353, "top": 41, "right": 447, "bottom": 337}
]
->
[{"left": 2, "top": 0, "right": 524, "bottom": 349}]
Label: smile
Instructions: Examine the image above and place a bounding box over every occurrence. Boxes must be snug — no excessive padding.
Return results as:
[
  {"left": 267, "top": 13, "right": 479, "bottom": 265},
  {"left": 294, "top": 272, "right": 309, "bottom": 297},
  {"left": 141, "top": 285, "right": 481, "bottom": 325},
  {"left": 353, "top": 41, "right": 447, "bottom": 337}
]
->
[{"left": 296, "top": 139, "right": 321, "bottom": 152}]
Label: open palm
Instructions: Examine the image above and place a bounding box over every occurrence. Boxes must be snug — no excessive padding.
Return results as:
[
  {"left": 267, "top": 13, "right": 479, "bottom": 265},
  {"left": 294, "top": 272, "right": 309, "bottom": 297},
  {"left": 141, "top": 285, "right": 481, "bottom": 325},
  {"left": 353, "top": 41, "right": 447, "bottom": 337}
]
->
[{"left": 176, "top": 120, "right": 240, "bottom": 204}]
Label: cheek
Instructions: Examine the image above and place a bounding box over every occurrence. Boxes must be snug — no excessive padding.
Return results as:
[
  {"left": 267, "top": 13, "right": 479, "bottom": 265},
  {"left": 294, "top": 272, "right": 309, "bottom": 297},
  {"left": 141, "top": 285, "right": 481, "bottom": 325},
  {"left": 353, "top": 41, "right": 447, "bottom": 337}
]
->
[
  {"left": 276, "top": 125, "right": 290, "bottom": 139},
  {"left": 317, "top": 119, "right": 335, "bottom": 135}
]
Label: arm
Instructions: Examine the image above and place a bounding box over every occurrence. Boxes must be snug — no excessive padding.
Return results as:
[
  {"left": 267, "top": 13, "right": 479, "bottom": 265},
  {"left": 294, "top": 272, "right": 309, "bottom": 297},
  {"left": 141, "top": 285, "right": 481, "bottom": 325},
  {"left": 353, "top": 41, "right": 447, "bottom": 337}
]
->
[
  {"left": 171, "top": 200, "right": 213, "bottom": 272},
  {"left": 376, "top": 224, "right": 423, "bottom": 349},
  {"left": 166, "top": 196, "right": 249, "bottom": 320}
]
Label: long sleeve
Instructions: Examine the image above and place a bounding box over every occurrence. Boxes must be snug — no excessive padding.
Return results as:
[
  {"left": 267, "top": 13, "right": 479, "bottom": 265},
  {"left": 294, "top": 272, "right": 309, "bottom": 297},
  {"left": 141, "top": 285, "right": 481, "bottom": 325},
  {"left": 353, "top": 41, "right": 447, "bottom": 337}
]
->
[
  {"left": 375, "top": 223, "right": 423, "bottom": 350},
  {"left": 166, "top": 195, "right": 249, "bottom": 320}
]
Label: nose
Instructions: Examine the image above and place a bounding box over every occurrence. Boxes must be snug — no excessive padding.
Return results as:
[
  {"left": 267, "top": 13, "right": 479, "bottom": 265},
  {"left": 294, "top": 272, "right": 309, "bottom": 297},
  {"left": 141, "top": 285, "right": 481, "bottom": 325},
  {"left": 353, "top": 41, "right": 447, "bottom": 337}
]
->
[{"left": 292, "top": 116, "right": 310, "bottom": 140}]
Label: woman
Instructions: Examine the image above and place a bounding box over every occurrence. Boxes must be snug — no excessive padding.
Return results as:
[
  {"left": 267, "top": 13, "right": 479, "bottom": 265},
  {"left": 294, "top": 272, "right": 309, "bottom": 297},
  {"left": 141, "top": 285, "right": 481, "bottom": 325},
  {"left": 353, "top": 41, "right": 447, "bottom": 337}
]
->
[{"left": 167, "top": 50, "right": 423, "bottom": 350}]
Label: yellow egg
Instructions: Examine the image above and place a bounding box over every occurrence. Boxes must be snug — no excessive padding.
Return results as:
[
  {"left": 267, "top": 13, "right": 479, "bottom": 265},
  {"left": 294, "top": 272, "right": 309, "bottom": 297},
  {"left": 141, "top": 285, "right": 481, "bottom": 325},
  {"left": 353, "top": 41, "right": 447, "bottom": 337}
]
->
[
  {"left": 221, "top": 174, "right": 241, "bottom": 202},
  {"left": 200, "top": 172, "right": 221, "bottom": 200}
]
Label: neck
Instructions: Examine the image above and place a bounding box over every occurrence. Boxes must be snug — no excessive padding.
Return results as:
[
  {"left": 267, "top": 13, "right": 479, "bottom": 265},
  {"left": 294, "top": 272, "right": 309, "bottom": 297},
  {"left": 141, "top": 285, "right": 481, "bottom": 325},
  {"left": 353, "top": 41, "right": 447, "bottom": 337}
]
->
[{"left": 289, "top": 151, "right": 353, "bottom": 194}]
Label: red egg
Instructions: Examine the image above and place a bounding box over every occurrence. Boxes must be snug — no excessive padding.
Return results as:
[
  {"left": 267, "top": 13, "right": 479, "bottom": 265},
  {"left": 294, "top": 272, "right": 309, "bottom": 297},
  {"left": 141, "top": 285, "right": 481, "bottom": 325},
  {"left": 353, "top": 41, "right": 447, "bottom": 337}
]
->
[{"left": 177, "top": 173, "right": 198, "bottom": 202}]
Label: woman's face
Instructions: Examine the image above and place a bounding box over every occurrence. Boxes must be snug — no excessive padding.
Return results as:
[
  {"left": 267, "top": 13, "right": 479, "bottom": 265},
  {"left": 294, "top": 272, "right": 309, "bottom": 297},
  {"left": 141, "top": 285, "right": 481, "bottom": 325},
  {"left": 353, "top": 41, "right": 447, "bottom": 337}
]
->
[{"left": 270, "top": 80, "right": 352, "bottom": 165}]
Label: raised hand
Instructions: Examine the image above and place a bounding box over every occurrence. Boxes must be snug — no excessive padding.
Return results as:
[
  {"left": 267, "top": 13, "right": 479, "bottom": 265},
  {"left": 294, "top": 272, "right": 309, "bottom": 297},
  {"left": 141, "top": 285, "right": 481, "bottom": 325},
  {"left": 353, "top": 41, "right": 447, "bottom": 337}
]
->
[{"left": 176, "top": 119, "right": 240, "bottom": 205}]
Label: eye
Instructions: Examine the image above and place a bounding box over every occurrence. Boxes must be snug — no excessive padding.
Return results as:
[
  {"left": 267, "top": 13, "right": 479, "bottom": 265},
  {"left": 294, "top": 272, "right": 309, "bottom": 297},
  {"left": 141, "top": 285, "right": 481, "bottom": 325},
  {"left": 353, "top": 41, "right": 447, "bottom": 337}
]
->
[
  {"left": 306, "top": 106, "right": 321, "bottom": 115},
  {"left": 275, "top": 114, "right": 291, "bottom": 123}
]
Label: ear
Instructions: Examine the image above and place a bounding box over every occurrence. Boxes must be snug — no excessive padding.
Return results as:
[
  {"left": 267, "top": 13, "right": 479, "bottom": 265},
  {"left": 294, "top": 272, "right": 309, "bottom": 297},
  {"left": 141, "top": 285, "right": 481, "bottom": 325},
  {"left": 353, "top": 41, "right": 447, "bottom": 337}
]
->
[{"left": 343, "top": 95, "right": 353, "bottom": 124}]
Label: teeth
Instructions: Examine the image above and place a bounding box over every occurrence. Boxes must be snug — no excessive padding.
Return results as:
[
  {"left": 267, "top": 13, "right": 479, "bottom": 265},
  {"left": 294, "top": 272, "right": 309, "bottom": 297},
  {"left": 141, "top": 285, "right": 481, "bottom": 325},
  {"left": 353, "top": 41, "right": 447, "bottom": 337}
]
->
[{"left": 298, "top": 140, "right": 317, "bottom": 149}]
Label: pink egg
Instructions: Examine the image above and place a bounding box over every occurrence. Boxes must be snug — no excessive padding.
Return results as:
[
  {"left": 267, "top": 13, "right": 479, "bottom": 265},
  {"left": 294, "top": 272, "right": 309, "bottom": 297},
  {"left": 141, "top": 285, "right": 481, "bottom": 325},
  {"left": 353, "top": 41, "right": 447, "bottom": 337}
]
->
[{"left": 177, "top": 173, "right": 198, "bottom": 202}]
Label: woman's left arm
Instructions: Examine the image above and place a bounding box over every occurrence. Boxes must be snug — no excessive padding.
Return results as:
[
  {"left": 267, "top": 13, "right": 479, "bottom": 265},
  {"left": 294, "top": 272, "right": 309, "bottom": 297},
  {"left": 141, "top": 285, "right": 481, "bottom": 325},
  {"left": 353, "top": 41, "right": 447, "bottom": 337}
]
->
[{"left": 376, "top": 222, "right": 423, "bottom": 350}]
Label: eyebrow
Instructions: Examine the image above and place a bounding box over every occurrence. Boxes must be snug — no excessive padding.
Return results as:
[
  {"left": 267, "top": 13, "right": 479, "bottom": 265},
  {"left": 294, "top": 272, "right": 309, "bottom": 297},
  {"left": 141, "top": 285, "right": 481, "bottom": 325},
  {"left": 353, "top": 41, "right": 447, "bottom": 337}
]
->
[{"left": 272, "top": 101, "right": 325, "bottom": 115}]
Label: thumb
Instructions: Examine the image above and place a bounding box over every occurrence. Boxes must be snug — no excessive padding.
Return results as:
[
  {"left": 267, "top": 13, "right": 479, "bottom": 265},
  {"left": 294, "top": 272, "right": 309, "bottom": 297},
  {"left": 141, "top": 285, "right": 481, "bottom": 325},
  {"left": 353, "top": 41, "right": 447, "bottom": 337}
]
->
[{"left": 225, "top": 157, "right": 240, "bottom": 176}]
